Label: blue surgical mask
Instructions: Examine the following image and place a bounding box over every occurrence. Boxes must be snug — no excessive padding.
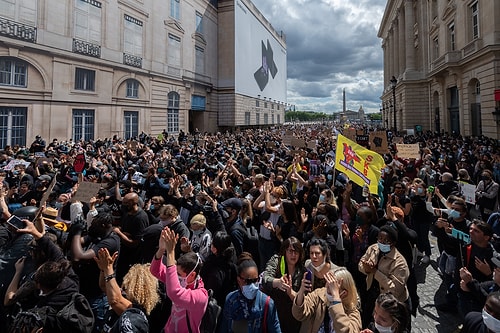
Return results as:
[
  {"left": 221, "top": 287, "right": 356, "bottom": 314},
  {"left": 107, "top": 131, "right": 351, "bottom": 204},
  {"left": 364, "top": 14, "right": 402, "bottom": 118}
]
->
[
  {"left": 327, "top": 174, "right": 333, "bottom": 180},
  {"left": 377, "top": 242, "right": 391, "bottom": 253},
  {"left": 417, "top": 188, "right": 424, "bottom": 195},
  {"left": 319, "top": 195, "right": 325, "bottom": 202},
  {"left": 241, "top": 282, "right": 259, "bottom": 300},
  {"left": 482, "top": 309, "right": 500, "bottom": 332},
  {"left": 449, "top": 210, "right": 461, "bottom": 219},
  {"left": 55, "top": 202, "right": 63, "bottom": 209},
  {"left": 149, "top": 204, "right": 155, "bottom": 211}
]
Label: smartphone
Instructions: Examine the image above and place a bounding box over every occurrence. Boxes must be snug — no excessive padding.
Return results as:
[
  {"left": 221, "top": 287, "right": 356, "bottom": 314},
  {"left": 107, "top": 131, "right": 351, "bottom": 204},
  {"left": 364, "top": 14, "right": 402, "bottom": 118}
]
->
[
  {"left": 6, "top": 215, "right": 25, "bottom": 230},
  {"left": 305, "top": 269, "right": 312, "bottom": 282}
]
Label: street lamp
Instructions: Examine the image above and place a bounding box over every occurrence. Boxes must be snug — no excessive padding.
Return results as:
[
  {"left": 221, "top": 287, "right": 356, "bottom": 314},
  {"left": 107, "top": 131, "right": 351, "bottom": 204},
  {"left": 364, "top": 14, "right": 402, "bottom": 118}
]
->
[{"left": 390, "top": 76, "right": 398, "bottom": 133}]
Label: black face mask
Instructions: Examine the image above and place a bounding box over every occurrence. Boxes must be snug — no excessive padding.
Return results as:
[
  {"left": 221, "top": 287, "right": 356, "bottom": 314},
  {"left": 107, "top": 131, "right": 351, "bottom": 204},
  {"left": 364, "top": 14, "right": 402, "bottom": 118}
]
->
[{"left": 482, "top": 176, "right": 491, "bottom": 182}]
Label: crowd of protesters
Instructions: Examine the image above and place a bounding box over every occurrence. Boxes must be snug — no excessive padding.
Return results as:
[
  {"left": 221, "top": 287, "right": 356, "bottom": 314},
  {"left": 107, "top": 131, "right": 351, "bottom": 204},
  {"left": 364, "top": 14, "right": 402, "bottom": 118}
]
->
[{"left": 0, "top": 123, "right": 499, "bottom": 333}]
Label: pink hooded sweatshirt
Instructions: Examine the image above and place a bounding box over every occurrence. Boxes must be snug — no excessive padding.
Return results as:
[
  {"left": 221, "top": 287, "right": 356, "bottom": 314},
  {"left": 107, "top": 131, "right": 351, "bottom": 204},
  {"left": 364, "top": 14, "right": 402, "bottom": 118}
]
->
[{"left": 150, "top": 258, "right": 208, "bottom": 333}]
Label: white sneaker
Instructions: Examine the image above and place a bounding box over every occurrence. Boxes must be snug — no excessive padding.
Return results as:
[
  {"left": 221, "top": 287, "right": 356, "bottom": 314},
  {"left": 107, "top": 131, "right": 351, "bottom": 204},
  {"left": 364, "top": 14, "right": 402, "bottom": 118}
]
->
[{"left": 421, "top": 255, "right": 430, "bottom": 265}]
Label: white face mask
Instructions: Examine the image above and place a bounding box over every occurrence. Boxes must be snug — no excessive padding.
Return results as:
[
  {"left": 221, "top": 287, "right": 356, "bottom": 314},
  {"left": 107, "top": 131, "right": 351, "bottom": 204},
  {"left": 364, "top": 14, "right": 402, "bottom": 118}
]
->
[
  {"left": 374, "top": 322, "right": 394, "bottom": 333},
  {"left": 313, "top": 259, "right": 326, "bottom": 272},
  {"left": 482, "top": 309, "right": 500, "bottom": 332}
]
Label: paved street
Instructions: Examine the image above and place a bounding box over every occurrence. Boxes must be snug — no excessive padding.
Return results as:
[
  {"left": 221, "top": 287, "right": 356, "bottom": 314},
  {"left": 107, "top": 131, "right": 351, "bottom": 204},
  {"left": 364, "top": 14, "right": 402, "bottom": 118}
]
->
[{"left": 411, "top": 235, "right": 463, "bottom": 333}]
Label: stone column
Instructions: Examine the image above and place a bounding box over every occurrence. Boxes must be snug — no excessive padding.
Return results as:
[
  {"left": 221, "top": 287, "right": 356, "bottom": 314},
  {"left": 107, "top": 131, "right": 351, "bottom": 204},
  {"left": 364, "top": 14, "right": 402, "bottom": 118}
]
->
[
  {"left": 394, "top": 20, "right": 399, "bottom": 77},
  {"left": 405, "top": 0, "right": 415, "bottom": 70},
  {"left": 399, "top": 9, "right": 406, "bottom": 74}
]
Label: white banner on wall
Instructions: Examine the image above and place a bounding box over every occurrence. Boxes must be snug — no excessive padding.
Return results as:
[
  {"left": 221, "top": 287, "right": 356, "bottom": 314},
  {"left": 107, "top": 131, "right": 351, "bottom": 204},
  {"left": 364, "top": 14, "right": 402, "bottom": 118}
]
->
[{"left": 234, "top": 0, "right": 287, "bottom": 103}]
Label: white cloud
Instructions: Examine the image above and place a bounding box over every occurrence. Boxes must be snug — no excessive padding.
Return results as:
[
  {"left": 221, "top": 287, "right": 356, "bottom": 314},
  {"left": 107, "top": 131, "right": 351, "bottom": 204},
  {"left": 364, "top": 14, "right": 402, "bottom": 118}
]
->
[{"left": 250, "top": 0, "right": 386, "bottom": 114}]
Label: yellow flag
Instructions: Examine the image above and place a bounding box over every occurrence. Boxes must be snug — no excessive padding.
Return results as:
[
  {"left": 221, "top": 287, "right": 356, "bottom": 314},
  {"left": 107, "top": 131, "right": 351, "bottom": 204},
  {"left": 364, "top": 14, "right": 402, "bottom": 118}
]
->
[{"left": 335, "top": 134, "right": 385, "bottom": 194}]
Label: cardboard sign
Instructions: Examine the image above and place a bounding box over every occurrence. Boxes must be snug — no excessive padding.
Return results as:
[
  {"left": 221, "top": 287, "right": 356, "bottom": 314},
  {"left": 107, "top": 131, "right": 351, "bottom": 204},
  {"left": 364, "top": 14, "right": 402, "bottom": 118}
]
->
[
  {"left": 35, "top": 173, "right": 58, "bottom": 220},
  {"left": 369, "top": 131, "right": 388, "bottom": 154},
  {"left": 344, "top": 128, "right": 356, "bottom": 141},
  {"left": 396, "top": 143, "right": 421, "bottom": 159},
  {"left": 291, "top": 138, "right": 306, "bottom": 148},
  {"left": 34, "top": 152, "right": 46, "bottom": 158},
  {"left": 307, "top": 141, "right": 317, "bottom": 150},
  {"left": 72, "top": 181, "right": 103, "bottom": 203},
  {"left": 393, "top": 136, "right": 404, "bottom": 144},
  {"left": 282, "top": 135, "right": 293, "bottom": 146}
]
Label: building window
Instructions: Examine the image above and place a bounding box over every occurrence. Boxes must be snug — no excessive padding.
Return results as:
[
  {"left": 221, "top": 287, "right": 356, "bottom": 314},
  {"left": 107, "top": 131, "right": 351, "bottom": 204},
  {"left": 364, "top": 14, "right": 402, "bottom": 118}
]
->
[
  {"left": 124, "top": 111, "right": 138, "bottom": 139},
  {"left": 271, "top": 114, "right": 274, "bottom": 124},
  {"left": 449, "top": 22, "right": 455, "bottom": 51},
  {"left": 256, "top": 113, "right": 260, "bottom": 125},
  {"left": 244, "top": 112, "right": 250, "bottom": 126},
  {"left": 277, "top": 114, "right": 280, "bottom": 124},
  {"left": 167, "top": 91, "right": 179, "bottom": 133},
  {"left": 264, "top": 102, "right": 268, "bottom": 108},
  {"left": 277, "top": 104, "right": 280, "bottom": 110},
  {"left": 126, "top": 79, "right": 139, "bottom": 98},
  {"left": 264, "top": 113, "right": 268, "bottom": 124},
  {"left": 0, "top": 107, "right": 27, "bottom": 147},
  {"left": 475, "top": 81, "right": 480, "bottom": 95},
  {"left": 170, "top": 0, "right": 180, "bottom": 20},
  {"left": 256, "top": 100, "right": 259, "bottom": 107},
  {"left": 0, "top": 58, "right": 27, "bottom": 87},
  {"left": 74, "top": 0, "right": 102, "bottom": 43},
  {"left": 432, "top": 37, "right": 439, "bottom": 60},
  {"left": 195, "top": 46, "right": 204, "bottom": 74},
  {"left": 195, "top": 12, "right": 203, "bottom": 34},
  {"left": 124, "top": 14, "right": 143, "bottom": 57},
  {"left": 167, "top": 34, "right": 181, "bottom": 67},
  {"left": 72, "top": 109, "right": 94, "bottom": 141},
  {"left": 471, "top": 1, "right": 479, "bottom": 39},
  {"left": 75, "top": 67, "right": 95, "bottom": 91}
]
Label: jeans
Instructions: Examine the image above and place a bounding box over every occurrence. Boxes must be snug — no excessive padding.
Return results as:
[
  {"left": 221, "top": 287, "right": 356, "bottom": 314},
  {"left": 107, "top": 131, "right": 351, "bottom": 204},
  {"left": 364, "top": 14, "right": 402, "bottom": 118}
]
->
[{"left": 89, "top": 294, "right": 108, "bottom": 333}]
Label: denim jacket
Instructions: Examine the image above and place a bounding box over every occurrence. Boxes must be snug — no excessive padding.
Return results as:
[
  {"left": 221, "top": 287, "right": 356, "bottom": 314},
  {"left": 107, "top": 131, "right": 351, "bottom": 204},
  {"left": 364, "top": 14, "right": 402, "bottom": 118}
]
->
[{"left": 219, "top": 289, "right": 281, "bottom": 333}]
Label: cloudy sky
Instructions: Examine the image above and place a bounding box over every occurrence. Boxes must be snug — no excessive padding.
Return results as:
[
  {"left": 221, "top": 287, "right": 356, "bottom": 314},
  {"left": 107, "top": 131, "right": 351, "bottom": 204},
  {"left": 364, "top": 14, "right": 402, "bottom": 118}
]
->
[{"left": 250, "top": 0, "right": 387, "bottom": 114}]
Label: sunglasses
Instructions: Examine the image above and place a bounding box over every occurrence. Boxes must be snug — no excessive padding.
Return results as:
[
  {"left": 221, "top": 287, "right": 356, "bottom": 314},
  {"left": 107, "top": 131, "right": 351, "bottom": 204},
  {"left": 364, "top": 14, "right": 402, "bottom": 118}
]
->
[{"left": 239, "top": 276, "right": 259, "bottom": 285}]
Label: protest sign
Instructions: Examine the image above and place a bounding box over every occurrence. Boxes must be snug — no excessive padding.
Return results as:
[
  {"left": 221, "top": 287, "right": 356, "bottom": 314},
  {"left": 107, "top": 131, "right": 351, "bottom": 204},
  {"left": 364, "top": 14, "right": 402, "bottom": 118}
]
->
[
  {"left": 356, "top": 135, "right": 369, "bottom": 148},
  {"left": 396, "top": 143, "right": 420, "bottom": 159},
  {"left": 369, "top": 131, "right": 388, "bottom": 154},
  {"left": 4, "top": 159, "right": 30, "bottom": 171},
  {"left": 72, "top": 182, "right": 102, "bottom": 203},
  {"left": 291, "top": 138, "right": 306, "bottom": 148},
  {"left": 307, "top": 141, "right": 317, "bottom": 150},
  {"left": 459, "top": 182, "right": 476, "bottom": 204}
]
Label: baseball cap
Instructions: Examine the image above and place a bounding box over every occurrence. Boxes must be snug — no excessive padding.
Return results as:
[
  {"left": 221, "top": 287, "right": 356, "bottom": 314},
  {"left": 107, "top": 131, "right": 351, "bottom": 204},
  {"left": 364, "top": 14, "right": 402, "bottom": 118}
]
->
[{"left": 221, "top": 197, "right": 242, "bottom": 210}]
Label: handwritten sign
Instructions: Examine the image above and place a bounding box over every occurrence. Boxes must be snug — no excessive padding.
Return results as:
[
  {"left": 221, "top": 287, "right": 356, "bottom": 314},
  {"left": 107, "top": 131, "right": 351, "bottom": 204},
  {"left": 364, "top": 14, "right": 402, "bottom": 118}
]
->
[
  {"left": 72, "top": 182, "right": 103, "bottom": 203},
  {"left": 369, "top": 131, "right": 388, "bottom": 154},
  {"left": 396, "top": 143, "right": 421, "bottom": 159},
  {"left": 307, "top": 141, "right": 317, "bottom": 150},
  {"left": 291, "top": 138, "right": 306, "bottom": 148}
]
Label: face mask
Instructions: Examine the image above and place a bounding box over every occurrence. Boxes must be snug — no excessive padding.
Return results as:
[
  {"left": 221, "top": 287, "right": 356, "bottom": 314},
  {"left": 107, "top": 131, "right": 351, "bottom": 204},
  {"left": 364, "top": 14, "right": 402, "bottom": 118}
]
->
[
  {"left": 417, "top": 188, "right": 424, "bottom": 195},
  {"left": 178, "top": 257, "right": 200, "bottom": 288},
  {"left": 449, "top": 210, "right": 461, "bottom": 219},
  {"left": 482, "top": 309, "right": 500, "bottom": 332},
  {"left": 55, "top": 202, "right": 63, "bottom": 209},
  {"left": 374, "top": 322, "right": 394, "bottom": 333},
  {"left": 327, "top": 174, "right": 333, "bottom": 180},
  {"left": 160, "top": 219, "right": 170, "bottom": 226},
  {"left": 149, "top": 204, "right": 155, "bottom": 211},
  {"left": 355, "top": 215, "right": 365, "bottom": 226},
  {"left": 241, "top": 282, "right": 259, "bottom": 300},
  {"left": 482, "top": 176, "right": 491, "bottom": 182},
  {"left": 377, "top": 242, "right": 391, "bottom": 253},
  {"left": 192, "top": 229, "right": 204, "bottom": 236},
  {"left": 319, "top": 195, "right": 325, "bottom": 202},
  {"left": 384, "top": 167, "right": 390, "bottom": 173},
  {"left": 439, "top": 163, "right": 444, "bottom": 167},
  {"left": 313, "top": 259, "right": 326, "bottom": 272},
  {"left": 12, "top": 170, "right": 19, "bottom": 176}
]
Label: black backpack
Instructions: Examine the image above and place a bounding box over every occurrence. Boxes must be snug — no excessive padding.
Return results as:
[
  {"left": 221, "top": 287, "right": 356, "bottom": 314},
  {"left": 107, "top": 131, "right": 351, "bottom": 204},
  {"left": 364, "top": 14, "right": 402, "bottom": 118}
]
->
[
  {"left": 55, "top": 292, "right": 94, "bottom": 333},
  {"left": 187, "top": 289, "right": 221, "bottom": 333},
  {"left": 231, "top": 223, "right": 260, "bottom": 262}
]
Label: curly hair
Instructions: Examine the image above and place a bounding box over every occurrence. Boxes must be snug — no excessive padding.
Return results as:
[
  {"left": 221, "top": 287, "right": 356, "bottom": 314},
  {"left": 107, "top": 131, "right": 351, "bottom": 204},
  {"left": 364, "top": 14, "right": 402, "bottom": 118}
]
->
[
  {"left": 122, "top": 264, "right": 159, "bottom": 315},
  {"left": 375, "top": 292, "right": 409, "bottom": 333}
]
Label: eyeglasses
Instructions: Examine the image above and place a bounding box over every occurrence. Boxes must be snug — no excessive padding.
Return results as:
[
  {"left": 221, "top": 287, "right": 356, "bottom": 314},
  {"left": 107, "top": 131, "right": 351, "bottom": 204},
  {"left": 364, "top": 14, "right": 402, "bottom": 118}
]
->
[
  {"left": 239, "top": 276, "right": 259, "bottom": 285},
  {"left": 286, "top": 248, "right": 298, "bottom": 255}
]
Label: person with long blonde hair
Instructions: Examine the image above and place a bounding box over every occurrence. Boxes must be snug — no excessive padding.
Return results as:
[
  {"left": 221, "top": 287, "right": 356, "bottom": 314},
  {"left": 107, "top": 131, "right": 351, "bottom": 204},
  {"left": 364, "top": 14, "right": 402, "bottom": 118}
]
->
[{"left": 292, "top": 266, "right": 361, "bottom": 333}]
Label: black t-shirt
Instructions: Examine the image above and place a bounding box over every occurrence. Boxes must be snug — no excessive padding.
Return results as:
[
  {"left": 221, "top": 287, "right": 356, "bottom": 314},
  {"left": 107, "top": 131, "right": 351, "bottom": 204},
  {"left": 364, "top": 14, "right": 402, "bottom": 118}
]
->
[{"left": 74, "top": 232, "right": 120, "bottom": 299}]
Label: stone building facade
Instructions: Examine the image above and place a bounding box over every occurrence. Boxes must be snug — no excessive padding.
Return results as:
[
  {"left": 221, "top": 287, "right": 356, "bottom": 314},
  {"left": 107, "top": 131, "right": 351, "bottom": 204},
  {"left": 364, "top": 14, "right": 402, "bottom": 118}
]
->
[
  {"left": 0, "top": 0, "right": 286, "bottom": 147},
  {"left": 378, "top": 0, "right": 500, "bottom": 139}
]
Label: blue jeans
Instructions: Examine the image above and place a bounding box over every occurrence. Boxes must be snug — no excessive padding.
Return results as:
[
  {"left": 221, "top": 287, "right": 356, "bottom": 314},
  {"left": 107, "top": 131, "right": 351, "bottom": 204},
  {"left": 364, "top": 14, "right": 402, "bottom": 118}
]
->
[{"left": 89, "top": 294, "right": 108, "bottom": 333}]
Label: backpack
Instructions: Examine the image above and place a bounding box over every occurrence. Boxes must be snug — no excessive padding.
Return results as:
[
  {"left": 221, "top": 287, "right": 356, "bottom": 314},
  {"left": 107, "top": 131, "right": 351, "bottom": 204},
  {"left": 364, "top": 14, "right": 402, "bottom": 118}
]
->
[
  {"left": 55, "top": 293, "right": 94, "bottom": 333},
  {"left": 231, "top": 223, "right": 260, "bottom": 262},
  {"left": 186, "top": 289, "right": 221, "bottom": 333}
]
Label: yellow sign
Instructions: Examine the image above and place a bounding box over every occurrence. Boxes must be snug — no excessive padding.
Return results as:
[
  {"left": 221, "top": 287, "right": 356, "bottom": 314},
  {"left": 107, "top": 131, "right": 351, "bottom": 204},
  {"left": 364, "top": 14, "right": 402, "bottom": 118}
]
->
[{"left": 335, "top": 134, "right": 385, "bottom": 194}]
